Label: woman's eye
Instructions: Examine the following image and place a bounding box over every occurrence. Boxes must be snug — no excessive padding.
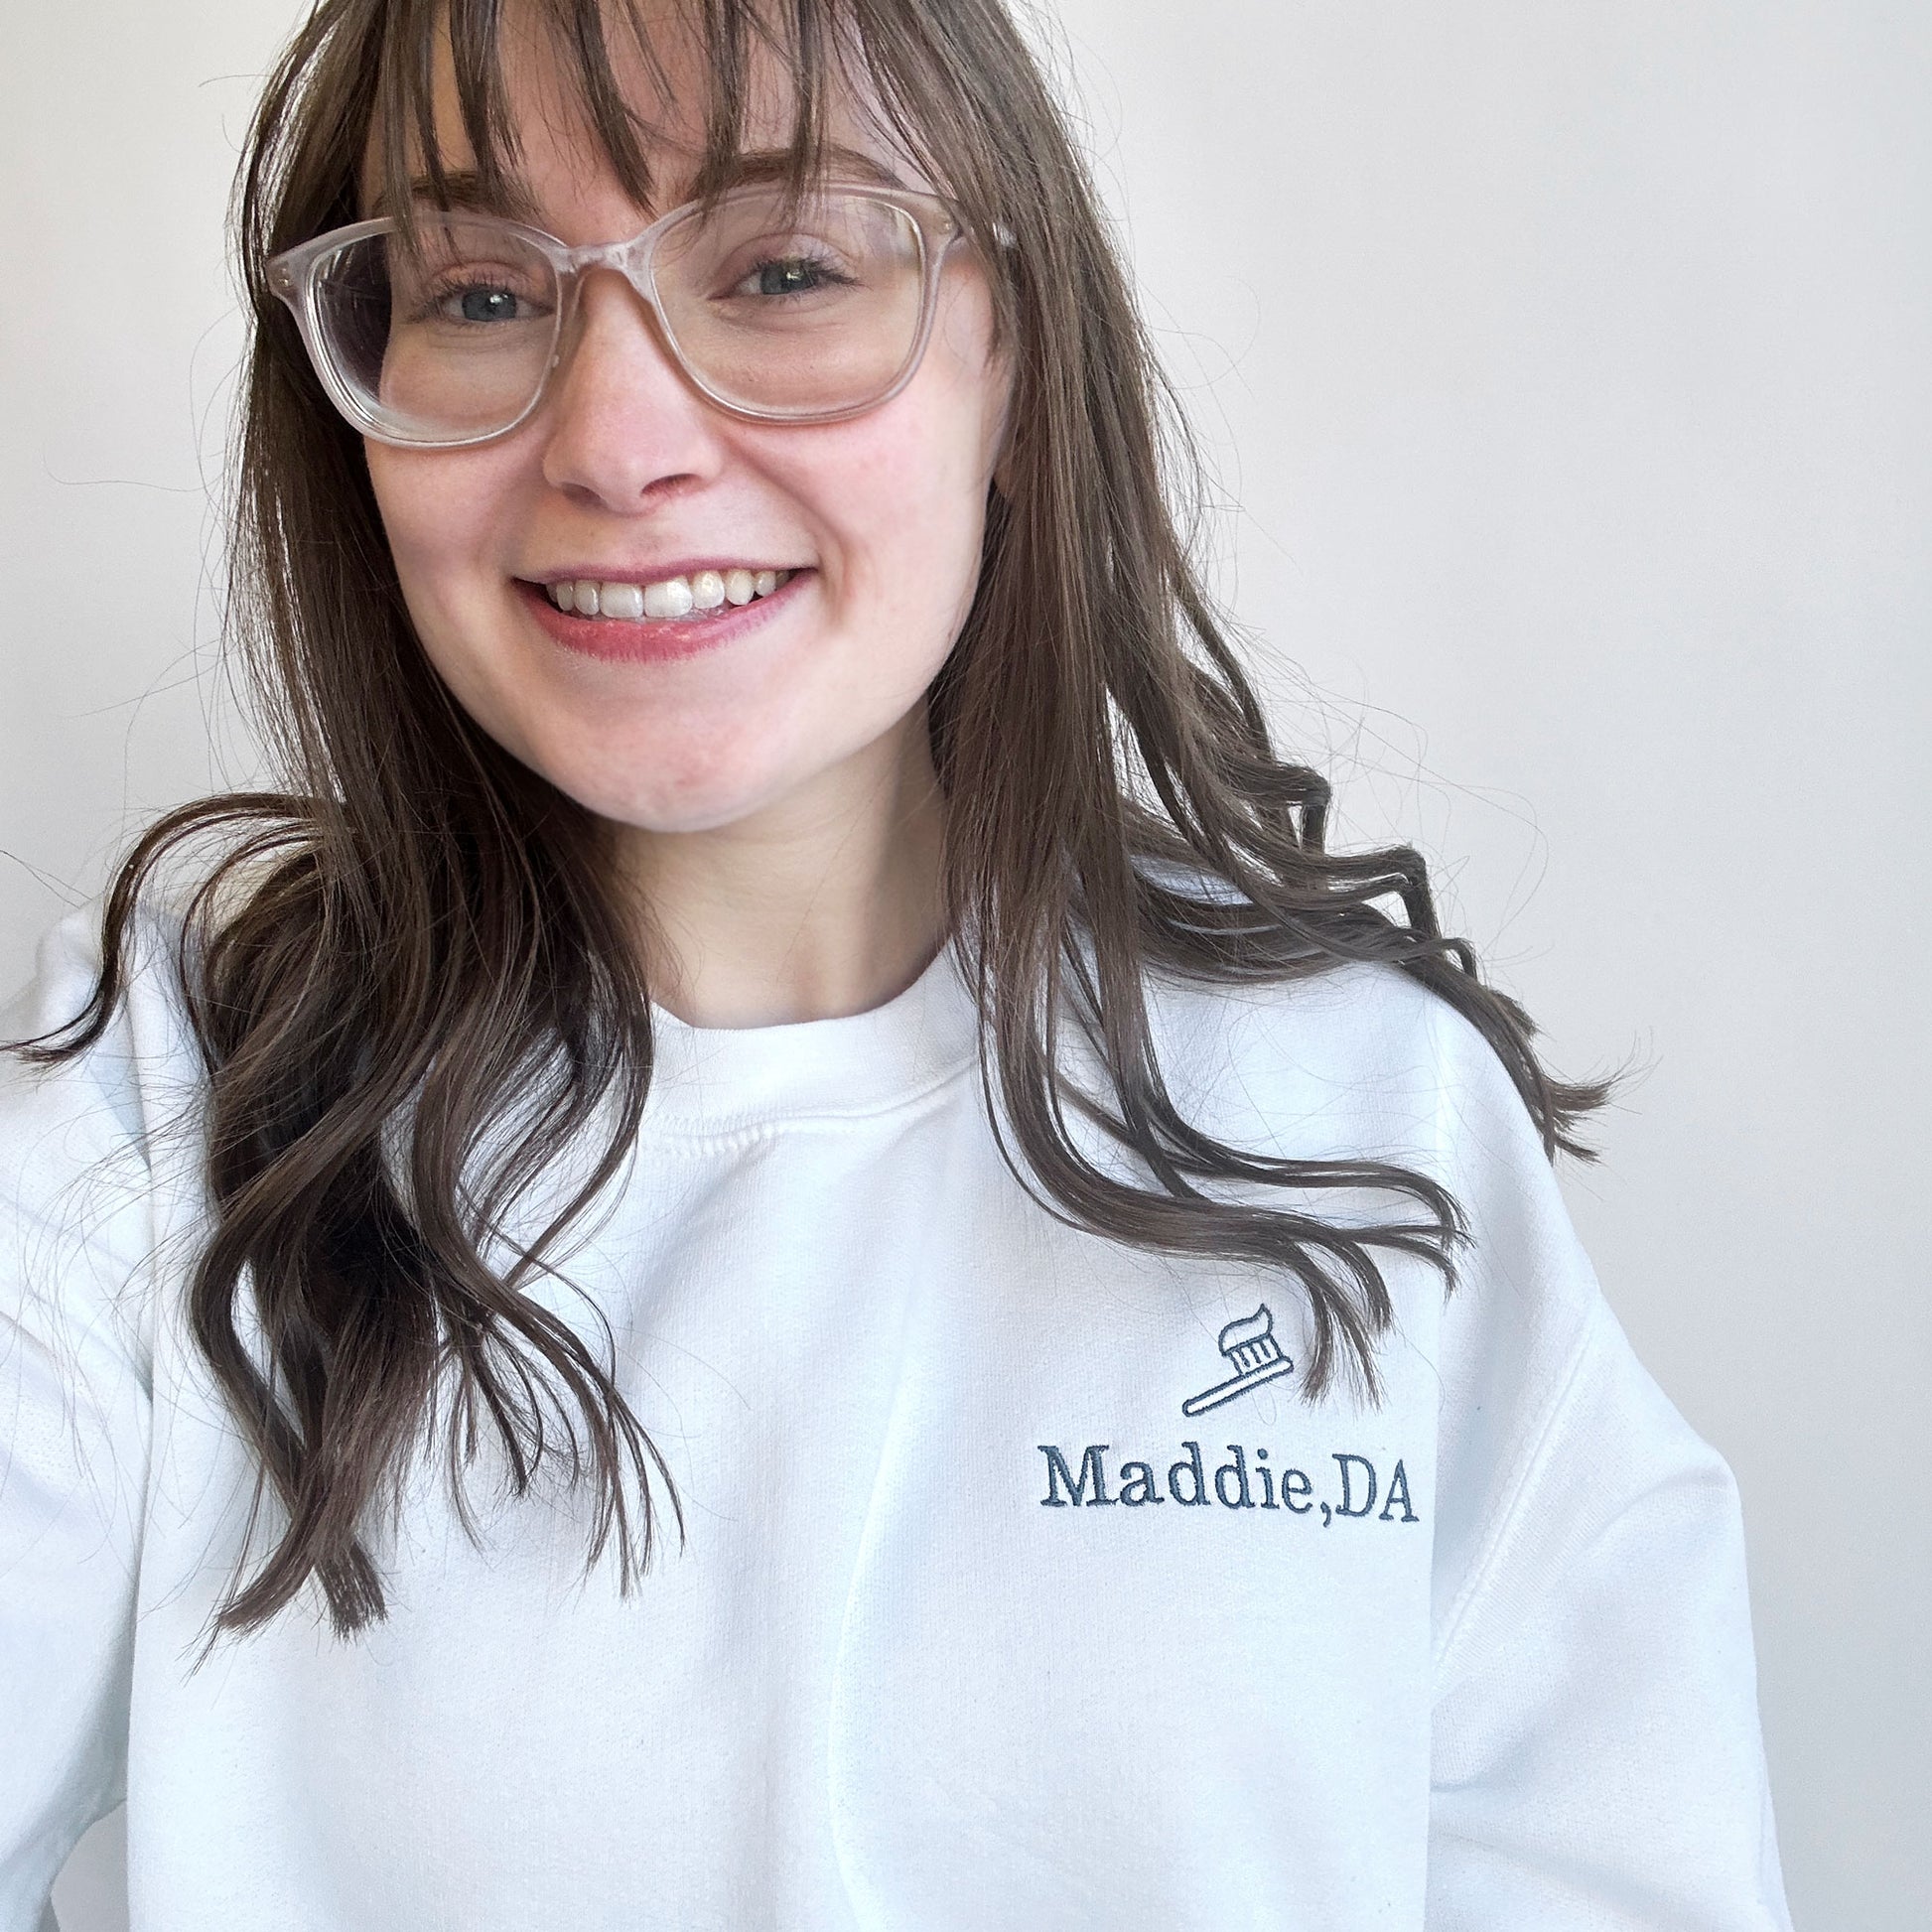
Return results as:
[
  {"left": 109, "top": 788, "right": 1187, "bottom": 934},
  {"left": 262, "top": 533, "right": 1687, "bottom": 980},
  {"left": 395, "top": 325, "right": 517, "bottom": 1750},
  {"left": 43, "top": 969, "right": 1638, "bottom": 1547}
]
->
[
  {"left": 730, "top": 253, "right": 858, "bottom": 299},
  {"left": 452, "top": 286, "right": 522, "bottom": 323},
  {"left": 440, "top": 284, "right": 527, "bottom": 323},
  {"left": 414, "top": 275, "right": 550, "bottom": 326}
]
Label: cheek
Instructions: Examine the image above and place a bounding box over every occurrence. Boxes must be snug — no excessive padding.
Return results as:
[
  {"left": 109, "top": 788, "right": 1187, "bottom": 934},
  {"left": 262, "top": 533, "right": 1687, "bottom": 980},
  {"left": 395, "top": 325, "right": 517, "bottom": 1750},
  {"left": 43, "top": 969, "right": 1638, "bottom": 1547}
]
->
[
  {"left": 365, "top": 446, "right": 515, "bottom": 619},
  {"left": 363, "top": 444, "right": 534, "bottom": 708},
  {"left": 842, "top": 434, "right": 984, "bottom": 584},
  {"left": 804, "top": 372, "right": 1003, "bottom": 646}
]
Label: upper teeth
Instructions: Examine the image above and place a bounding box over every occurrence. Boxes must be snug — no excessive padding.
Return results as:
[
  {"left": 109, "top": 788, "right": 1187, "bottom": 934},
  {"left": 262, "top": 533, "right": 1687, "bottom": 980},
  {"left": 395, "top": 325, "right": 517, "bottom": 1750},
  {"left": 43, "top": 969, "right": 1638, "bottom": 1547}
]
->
[{"left": 547, "top": 568, "right": 789, "bottom": 620}]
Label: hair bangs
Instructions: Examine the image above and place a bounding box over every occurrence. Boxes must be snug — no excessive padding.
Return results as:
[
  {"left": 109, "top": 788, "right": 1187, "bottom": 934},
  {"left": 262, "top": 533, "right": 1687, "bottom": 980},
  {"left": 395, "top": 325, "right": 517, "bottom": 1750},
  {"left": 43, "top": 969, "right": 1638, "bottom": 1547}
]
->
[{"left": 369, "top": 0, "right": 916, "bottom": 242}]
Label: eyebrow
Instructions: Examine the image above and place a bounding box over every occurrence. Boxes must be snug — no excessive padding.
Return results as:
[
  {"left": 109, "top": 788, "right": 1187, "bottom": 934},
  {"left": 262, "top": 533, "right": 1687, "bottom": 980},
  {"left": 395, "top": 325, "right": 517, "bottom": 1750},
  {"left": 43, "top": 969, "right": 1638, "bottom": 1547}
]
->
[
  {"left": 368, "top": 145, "right": 907, "bottom": 223},
  {"left": 368, "top": 169, "right": 542, "bottom": 223}
]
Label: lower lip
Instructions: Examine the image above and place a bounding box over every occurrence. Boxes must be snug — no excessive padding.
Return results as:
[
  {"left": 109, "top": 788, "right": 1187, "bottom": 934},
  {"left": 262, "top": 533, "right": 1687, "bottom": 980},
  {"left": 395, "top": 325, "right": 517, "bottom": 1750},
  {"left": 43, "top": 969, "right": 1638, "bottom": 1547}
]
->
[{"left": 515, "top": 570, "right": 810, "bottom": 663}]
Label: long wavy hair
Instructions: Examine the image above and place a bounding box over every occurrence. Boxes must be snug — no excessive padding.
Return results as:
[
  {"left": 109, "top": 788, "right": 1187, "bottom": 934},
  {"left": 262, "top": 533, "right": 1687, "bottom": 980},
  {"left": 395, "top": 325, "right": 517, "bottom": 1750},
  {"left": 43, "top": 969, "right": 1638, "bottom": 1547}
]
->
[{"left": 12, "top": 0, "right": 1605, "bottom": 1641}]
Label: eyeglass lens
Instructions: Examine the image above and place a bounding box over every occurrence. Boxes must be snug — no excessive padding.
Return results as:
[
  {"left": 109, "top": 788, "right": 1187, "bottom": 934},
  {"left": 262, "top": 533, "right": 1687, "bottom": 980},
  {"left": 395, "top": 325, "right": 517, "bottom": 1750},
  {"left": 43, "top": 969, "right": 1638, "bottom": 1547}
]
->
[{"left": 310, "top": 189, "right": 929, "bottom": 440}]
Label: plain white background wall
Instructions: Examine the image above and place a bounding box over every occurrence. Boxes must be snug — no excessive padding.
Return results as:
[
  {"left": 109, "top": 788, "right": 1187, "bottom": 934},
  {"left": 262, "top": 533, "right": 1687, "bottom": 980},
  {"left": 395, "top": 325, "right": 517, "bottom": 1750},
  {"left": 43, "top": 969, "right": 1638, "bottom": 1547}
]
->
[{"left": 2, "top": 2, "right": 1924, "bottom": 1927}]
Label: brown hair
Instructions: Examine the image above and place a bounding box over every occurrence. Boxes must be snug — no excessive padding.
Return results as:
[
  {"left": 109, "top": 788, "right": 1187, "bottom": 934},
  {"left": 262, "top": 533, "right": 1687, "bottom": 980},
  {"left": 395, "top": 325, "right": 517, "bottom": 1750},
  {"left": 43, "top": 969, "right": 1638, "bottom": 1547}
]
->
[{"left": 13, "top": 0, "right": 1605, "bottom": 1642}]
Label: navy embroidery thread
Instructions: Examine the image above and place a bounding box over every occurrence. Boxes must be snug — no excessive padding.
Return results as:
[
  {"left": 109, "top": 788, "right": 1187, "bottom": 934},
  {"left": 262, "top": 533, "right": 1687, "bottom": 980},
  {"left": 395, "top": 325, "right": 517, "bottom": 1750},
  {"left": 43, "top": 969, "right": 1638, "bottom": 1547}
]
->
[
  {"left": 1035, "top": 1442, "right": 1421, "bottom": 1522},
  {"left": 1181, "top": 1303, "right": 1294, "bottom": 1416}
]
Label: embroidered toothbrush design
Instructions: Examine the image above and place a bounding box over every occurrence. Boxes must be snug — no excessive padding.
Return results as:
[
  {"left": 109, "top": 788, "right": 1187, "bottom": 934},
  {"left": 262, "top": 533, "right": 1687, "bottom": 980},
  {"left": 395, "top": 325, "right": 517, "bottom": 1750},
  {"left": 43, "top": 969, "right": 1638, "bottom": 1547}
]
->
[{"left": 1181, "top": 1303, "right": 1295, "bottom": 1416}]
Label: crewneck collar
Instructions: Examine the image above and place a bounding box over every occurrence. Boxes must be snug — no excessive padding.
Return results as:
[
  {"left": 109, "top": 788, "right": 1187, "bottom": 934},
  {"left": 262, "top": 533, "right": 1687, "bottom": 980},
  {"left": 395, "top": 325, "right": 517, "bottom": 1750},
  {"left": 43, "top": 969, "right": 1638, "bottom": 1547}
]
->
[{"left": 640, "top": 941, "right": 983, "bottom": 1134}]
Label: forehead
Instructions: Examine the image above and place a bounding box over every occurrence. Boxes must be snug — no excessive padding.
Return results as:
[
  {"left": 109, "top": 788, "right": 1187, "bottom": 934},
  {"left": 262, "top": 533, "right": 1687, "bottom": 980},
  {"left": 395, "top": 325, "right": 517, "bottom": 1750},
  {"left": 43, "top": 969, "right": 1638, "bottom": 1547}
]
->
[{"left": 359, "top": 0, "right": 926, "bottom": 227}]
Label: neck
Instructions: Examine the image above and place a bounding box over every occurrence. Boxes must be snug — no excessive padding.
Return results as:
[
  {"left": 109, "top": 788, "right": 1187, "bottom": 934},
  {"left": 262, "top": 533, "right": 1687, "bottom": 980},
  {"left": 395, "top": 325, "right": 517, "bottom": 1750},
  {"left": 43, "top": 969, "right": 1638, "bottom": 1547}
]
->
[{"left": 615, "top": 707, "right": 950, "bottom": 1030}]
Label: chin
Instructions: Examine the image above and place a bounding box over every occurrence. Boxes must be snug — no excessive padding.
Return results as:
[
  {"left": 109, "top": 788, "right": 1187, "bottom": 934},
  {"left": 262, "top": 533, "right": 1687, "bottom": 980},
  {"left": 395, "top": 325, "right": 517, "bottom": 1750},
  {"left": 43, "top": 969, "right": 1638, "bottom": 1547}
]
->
[{"left": 542, "top": 750, "right": 798, "bottom": 838}]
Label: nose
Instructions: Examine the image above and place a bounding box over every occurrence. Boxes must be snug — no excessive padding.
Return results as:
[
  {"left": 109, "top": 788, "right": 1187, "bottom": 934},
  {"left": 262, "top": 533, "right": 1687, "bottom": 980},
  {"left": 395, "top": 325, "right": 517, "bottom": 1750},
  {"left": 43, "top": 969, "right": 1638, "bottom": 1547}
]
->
[{"left": 536, "top": 270, "right": 726, "bottom": 511}]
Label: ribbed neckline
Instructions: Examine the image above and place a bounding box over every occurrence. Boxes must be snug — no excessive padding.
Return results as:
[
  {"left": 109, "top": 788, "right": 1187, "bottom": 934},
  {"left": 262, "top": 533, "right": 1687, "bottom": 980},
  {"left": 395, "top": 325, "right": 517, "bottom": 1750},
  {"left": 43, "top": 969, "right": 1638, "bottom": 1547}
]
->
[{"left": 640, "top": 941, "right": 983, "bottom": 1134}]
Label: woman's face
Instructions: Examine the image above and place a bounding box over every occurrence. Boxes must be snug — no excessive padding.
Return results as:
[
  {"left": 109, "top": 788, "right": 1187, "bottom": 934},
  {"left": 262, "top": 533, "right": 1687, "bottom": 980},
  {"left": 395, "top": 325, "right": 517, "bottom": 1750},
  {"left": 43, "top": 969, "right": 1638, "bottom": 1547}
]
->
[{"left": 359, "top": 15, "right": 1011, "bottom": 844}]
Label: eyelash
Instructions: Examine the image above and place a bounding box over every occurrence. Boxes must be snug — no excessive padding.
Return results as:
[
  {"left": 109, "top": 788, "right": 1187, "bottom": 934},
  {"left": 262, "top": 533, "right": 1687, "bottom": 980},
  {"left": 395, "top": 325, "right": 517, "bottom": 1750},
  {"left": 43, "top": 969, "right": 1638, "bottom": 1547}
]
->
[
  {"left": 410, "top": 266, "right": 550, "bottom": 328},
  {"left": 725, "top": 250, "right": 859, "bottom": 299}
]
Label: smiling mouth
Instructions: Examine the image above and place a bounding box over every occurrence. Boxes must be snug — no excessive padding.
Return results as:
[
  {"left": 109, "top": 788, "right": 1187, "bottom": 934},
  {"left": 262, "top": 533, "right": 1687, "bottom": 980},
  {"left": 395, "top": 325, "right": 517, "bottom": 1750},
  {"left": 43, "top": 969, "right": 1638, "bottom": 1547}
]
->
[{"left": 531, "top": 567, "right": 797, "bottom": 622}]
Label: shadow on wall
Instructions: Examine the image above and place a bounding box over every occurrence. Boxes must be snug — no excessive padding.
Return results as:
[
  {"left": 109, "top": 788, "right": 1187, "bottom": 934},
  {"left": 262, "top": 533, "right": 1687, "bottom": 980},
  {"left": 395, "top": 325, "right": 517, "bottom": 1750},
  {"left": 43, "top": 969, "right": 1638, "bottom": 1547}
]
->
[{"left": 51, "top": 1807, "right": 127, "bottom": 1932}]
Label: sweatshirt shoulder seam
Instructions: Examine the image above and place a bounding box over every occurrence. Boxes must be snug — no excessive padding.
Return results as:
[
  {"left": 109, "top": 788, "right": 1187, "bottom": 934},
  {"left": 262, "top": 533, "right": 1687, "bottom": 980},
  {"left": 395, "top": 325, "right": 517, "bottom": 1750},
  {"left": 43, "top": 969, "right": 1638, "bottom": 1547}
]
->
[{"left": 1430, "top": 1295, "right": 1606, "bottom": 1684}]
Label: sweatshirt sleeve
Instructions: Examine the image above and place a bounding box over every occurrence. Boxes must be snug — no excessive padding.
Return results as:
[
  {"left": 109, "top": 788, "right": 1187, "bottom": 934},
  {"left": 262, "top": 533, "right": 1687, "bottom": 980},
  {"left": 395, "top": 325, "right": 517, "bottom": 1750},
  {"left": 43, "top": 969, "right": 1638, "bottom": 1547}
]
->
[
  {"left": 0, "top": 915, "right": 157, "bottom": 1932},
  {"left": 1421, "top": 998, "right": 1793, "bottom": 1931}
]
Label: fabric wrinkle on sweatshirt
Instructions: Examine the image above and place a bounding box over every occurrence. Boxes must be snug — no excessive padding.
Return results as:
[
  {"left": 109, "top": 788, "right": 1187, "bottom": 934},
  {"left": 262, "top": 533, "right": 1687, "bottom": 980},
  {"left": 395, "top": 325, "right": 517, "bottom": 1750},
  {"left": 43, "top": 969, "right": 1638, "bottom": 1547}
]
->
[{"left": 0, "top": 904, "right": 1793, "bottom": 1931}]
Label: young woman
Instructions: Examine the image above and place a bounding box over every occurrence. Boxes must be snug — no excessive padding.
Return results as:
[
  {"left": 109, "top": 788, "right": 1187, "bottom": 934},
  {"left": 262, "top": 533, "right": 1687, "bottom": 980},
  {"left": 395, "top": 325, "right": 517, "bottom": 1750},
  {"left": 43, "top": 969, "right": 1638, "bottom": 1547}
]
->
[{"left": 0, "top": 0, "right": 1792, "bottom": 1926}]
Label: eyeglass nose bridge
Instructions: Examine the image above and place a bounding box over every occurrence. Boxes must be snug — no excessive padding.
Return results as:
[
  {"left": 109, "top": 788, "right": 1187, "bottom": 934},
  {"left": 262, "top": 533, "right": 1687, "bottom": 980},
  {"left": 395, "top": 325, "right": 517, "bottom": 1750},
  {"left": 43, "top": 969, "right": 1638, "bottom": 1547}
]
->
[
  {"left": 537, "top": 228, "right": 695, "bottom": 403},
  {"left": 556, "top": 226, "right": 667, "bottom": 290}
]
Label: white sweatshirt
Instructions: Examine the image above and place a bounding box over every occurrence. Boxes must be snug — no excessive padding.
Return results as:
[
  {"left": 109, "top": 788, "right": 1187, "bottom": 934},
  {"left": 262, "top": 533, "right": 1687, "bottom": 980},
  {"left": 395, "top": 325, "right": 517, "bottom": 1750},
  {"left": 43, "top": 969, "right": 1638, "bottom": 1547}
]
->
[{"left": 0, "top": 906, "right": 1792, "bottom": 1931}]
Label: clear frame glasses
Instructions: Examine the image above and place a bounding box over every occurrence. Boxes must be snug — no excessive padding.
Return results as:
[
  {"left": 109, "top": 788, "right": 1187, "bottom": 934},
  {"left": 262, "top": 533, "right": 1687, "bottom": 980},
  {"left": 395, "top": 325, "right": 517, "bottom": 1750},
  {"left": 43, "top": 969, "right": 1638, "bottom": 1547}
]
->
[{"left": 264, "top": 182, "right": 969, "bottom": 448}]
